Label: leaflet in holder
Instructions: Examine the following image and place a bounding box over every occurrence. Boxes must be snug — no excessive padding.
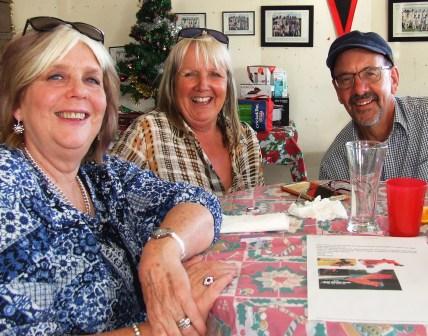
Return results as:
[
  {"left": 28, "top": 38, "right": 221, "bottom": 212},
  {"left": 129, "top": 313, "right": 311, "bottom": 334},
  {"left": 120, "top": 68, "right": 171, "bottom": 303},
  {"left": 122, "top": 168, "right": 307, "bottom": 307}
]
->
[{"left": 281, "top": 181, "right": 349, "bottom": 201}]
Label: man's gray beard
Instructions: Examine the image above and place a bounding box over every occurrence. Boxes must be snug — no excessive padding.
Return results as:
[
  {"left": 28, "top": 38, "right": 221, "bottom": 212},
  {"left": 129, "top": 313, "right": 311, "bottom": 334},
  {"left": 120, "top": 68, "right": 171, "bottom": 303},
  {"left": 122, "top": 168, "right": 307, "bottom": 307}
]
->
[{"left": 355, "top": 108, "right": 383, "bottom": 127}]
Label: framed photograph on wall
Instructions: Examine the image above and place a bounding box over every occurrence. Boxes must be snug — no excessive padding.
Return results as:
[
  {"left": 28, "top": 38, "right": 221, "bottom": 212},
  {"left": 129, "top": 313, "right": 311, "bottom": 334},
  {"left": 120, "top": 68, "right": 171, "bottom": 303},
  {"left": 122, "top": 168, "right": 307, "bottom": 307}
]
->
[
  {"left": 261, "top": 5, "right": 313, "bottom": 47},
  {"left": 222, "top": 11, "right": 255, "bottom": 35},
  {"left": 109, "top": 46, "right": 126, "bottom": 64},
  {"left": 176, "top": 13, "right": 206, "bottom": 28},
  {"left": 388, "top": 0, "right": 428, "bottom": 41}
]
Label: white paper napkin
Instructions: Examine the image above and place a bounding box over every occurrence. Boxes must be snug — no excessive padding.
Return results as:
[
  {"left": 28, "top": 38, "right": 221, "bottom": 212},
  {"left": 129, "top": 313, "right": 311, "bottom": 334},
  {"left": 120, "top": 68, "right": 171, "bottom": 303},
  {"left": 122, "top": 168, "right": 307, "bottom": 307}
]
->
[
  {"left": 221, "top": 213, "right": 289, "bottom": 233},
  {"left": 287, "top": 196, "right": 348, "bottom": 221}
]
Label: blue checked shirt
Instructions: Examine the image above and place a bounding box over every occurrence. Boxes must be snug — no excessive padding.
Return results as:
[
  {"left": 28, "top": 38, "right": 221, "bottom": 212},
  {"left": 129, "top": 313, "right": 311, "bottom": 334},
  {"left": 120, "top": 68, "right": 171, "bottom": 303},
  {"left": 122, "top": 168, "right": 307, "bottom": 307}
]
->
[{"left": 319, "top": 96, "right": 428, "bottom": 181}]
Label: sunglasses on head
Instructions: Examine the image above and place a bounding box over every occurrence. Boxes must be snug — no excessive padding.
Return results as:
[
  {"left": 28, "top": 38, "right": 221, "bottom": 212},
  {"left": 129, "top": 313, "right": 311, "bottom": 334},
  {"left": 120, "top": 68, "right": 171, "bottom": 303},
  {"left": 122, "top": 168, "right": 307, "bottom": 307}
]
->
[
  {"left": 177, "top": 27, "right": 229, "bottom": 47},
  {"left": 23, "top": 16, "right": 104, "bottom": 44}
]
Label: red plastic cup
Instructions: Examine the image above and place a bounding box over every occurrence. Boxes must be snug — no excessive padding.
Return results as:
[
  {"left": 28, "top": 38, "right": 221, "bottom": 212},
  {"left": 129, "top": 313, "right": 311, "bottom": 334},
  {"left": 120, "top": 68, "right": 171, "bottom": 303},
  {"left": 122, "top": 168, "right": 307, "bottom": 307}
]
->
[{"left": 386, "top": 177, "right": 427, "bottom": 237}]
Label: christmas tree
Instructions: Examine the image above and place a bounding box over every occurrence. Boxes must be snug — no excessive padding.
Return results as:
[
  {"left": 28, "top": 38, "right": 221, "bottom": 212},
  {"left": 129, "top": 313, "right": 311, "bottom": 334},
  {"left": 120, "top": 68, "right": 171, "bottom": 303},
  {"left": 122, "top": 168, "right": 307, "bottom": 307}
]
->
[{"left": 117, "top": 0, "right": 177, "bottom": 102}]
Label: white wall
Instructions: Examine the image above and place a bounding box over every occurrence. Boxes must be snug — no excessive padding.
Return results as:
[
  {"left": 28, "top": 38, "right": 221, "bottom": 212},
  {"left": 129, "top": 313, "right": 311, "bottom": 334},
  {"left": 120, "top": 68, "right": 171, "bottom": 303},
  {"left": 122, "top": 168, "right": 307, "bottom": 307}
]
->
[
  {"left": 11, "top": 0, "right": 139, "bottom": 47},
  {"left": 11, "top": 0, "right": 428, "bottom": 154}
]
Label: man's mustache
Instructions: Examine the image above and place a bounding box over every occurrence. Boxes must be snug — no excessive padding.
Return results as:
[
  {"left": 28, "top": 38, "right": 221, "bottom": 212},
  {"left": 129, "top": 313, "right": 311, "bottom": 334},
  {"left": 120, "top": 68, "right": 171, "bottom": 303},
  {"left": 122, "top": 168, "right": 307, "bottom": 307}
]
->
[{"left": 350, "top": 92, "right": 378, "bottom": 105}]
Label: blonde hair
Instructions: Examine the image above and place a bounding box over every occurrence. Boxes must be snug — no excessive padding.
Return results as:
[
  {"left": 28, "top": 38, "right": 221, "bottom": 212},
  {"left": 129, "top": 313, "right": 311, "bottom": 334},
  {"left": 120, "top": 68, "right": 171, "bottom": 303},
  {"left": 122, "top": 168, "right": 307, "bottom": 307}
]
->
[
  {"left": 0, "top": 24, "right": 119, "bottom": 162},
  {"left": 156, "top": 34, "right": 241, "bottom": 148}
]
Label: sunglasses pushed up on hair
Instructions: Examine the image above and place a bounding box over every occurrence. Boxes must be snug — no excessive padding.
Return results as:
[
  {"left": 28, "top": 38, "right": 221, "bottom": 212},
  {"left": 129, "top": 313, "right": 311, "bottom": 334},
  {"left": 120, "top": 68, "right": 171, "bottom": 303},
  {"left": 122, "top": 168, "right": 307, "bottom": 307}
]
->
[
  {"left": 177, "top": 27, "right": 229, "bottom": 47},
  {"left": 23, "top": 16, "right": 104, "bottom": 44}
]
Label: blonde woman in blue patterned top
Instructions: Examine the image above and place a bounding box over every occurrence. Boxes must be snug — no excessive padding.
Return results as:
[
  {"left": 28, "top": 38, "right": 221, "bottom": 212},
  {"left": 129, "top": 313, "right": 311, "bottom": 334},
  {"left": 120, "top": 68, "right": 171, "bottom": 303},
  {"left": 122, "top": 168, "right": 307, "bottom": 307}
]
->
[
  {"left": 112, "top": 28, "right": 264, "bottom": 195},
  {"left": 0, "top": 18, "right": 237, "bottom": 336}
]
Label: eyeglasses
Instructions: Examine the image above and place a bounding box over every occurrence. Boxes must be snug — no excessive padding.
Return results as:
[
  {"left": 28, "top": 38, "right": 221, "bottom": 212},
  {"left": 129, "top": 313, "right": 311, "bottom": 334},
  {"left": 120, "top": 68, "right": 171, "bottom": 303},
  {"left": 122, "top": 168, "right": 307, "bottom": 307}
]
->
[
  {"left": 306, "top": 180, "right": 350, "bottom": 200},
  {"left": 23, "top": 16, "right": 104, "bottom": 44},
  {"left": 177, "top": 27, "right": 229, "bottom": 47},
  {"left": 333, "top": 66, "right": 392, "bottom": 89},
  {"left": 324, "top": 180, "right": 351, "bottom": 194}
]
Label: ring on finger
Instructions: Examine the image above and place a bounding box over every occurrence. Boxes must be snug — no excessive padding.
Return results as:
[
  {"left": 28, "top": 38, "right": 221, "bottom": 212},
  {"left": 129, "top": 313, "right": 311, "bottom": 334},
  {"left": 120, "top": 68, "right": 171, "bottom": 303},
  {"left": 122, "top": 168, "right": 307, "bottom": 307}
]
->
[
  {"left": 177, "top": 316, "right": 192, "bottom": 329},
  {"left": 203, "top": 275, "right": 215, "bottom": 286}
]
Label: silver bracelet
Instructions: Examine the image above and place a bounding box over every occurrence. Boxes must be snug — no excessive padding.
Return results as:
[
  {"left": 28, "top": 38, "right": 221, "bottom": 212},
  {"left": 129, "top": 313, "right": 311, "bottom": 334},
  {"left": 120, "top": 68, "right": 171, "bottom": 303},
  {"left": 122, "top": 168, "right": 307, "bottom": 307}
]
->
[{"left": 131, "top": 323, "right": 141, "bottom": 336}]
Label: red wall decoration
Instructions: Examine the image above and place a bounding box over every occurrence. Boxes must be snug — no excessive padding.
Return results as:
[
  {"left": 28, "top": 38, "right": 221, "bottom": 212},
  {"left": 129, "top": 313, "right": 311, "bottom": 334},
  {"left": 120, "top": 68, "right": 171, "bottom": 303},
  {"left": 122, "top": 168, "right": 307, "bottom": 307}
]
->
[{"left": 328, "top": 0, "right": 358, "bottom": 36}]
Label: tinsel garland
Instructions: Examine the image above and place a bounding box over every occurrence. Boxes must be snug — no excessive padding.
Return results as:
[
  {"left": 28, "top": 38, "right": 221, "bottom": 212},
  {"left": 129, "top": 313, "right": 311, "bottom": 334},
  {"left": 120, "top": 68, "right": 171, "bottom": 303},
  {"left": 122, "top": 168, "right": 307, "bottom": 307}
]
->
[{"left": 129, "top": 75, "right": 154, "bottom": 98}]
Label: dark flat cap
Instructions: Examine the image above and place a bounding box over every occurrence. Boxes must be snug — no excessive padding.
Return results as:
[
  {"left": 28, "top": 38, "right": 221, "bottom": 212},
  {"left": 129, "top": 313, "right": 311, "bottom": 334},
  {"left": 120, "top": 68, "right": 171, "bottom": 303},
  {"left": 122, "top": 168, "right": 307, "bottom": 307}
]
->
[{"left": 326, "top": 31, "right": 394, "bottom": 76}]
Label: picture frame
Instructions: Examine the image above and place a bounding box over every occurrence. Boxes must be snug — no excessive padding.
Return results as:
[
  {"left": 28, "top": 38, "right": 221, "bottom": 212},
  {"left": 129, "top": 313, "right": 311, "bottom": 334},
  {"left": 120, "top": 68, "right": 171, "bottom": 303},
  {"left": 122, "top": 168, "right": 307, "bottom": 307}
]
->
[
  {"left": 109, "top": 46, "right": 126, "bottom": 64},
  {"left": 175, "top": 13, "right": 206, "bottom": 28},
  {"left": 261, "top": 5, "right": 314, "bottom": 47},
  {"left": 222, "top": 11, "right": 255, "bottom": 36},
  {"left": 388, "top": 0, "right": 428, "bottom": 42}
]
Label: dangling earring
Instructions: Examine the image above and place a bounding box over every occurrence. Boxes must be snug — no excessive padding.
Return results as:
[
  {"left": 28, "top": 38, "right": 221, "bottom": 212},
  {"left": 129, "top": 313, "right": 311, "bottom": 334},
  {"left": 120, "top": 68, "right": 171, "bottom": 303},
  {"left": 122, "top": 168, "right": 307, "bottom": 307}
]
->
[{"left": 13, "top": 120, "right": 24, "bottom": 134}]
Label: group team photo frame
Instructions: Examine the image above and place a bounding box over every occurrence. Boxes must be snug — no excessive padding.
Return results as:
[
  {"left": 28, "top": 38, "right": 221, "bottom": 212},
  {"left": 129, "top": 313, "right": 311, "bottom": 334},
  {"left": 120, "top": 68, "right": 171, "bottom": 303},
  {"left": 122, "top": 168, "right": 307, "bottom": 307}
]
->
[
  {"left": 109, "top": 46, "right": 126, "bottom": 65},
  {"left": 388, "top": 0, "right": 428, "bottom": 41},
  {"left": 261, "top": 5, "right": 314, "bottom": 47},
  {"left": 175, "top": 13, "right": 206, "bottom": 29},
  {"left": 222, "top": 11, "right": 255, "bottom": 36}
]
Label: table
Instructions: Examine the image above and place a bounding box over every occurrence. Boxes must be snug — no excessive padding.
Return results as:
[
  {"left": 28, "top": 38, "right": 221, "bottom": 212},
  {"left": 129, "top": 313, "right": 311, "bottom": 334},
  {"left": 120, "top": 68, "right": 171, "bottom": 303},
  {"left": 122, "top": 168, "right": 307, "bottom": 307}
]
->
[
  {"left": 206, "top": 184, "right": 428, "bottom": 335},
  {"left": 257, "top": 126, "right": 307, "bottom": 182}
]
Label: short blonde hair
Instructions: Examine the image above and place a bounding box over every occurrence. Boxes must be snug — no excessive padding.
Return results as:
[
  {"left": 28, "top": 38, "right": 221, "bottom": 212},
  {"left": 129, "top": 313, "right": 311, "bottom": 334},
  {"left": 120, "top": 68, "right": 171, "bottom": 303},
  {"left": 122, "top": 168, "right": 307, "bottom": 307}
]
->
[
  {"left": 0, "top": 24, "right": 119, "bottom": 162},
  {"left": 156, "top": 34, "right": 241, "bottom": 148}
]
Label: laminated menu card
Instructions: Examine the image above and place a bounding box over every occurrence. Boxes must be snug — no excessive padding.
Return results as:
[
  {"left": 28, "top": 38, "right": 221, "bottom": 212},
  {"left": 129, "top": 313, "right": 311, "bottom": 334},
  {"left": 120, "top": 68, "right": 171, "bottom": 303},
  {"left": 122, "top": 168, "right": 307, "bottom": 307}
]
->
[{"left": 307, "top": 235, "right": 428, "bottom": 324}]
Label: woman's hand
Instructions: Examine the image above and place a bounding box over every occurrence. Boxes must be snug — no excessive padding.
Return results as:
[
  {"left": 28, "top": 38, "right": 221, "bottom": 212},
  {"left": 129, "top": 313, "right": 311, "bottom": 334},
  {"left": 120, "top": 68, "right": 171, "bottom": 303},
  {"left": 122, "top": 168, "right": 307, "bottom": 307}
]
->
[
  {"left": 139, "top": 238, "right": 201, "bottom": 335},
  {"left": 184, "top": 255, "right": 238, "bottom": 321},
  {"left": 139, "top": 240, "right": 237, "bottom": 336},
  {"left": 138, "top": 202, "right": 221, "bottom": 335}
]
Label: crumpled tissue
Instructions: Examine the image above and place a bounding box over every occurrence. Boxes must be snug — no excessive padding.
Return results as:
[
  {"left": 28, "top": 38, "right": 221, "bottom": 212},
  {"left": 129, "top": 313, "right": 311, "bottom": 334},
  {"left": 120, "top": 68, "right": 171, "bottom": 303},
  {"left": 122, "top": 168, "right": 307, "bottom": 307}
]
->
[{"left": 288, "top": 196, "right": 348, "bottom": 221}]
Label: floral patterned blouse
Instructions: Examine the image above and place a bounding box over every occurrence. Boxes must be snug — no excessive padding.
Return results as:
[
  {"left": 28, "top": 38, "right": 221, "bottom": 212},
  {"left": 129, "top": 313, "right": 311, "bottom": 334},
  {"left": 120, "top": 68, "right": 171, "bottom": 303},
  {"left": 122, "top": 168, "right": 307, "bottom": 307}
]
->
[{"left": 0, "top": 145, "right": 221, "bottom": 335}]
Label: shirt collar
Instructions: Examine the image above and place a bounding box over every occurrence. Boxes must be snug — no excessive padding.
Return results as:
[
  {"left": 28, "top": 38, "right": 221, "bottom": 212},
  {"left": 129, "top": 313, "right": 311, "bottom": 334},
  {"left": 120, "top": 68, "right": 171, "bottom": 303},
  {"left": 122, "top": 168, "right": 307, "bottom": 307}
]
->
[{"left": 392, "top": 96, "right": 409, "bottom": 134}]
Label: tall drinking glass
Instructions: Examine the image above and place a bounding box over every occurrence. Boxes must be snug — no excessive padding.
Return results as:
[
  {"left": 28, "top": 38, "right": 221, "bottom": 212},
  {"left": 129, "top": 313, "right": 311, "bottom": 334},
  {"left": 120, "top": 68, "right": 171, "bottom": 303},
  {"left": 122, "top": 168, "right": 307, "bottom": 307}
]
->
[{"left": 346, "top": 141, "right": 388, "bottom": 233}]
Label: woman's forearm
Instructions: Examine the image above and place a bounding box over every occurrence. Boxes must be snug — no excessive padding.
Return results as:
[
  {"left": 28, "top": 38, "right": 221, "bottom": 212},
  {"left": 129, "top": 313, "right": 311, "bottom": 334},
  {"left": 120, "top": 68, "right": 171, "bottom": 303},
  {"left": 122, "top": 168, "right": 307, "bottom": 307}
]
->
[{"left": 159, "top": 202, "right": 215, "bottom": 258}]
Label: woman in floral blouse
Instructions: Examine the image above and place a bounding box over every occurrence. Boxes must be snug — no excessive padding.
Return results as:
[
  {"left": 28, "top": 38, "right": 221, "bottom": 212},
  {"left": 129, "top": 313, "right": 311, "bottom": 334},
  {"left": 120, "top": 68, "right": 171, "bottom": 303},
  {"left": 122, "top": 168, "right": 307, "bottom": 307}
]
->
[{"left": 0, "top": 17, "right": 236, "bottom": 335}]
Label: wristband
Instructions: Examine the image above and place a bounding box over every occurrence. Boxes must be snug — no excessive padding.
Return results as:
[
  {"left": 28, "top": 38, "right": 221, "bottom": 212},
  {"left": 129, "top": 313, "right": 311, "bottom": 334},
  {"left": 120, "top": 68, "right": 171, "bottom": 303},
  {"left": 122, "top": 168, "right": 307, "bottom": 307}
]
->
[
  {"left": 169, "top": 231, "right": 186, "bottom": 260},
  {"left": 150, "top": 228, "right": 186, "bottom": 260}
]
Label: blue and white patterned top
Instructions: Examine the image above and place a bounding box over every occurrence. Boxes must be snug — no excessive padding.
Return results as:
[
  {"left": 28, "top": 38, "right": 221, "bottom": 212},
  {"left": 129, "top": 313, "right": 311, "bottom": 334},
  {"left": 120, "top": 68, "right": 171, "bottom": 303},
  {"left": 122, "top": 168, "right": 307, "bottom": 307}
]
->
[{"left": 0, "top": 145, "right": 221, "bottom": 336}]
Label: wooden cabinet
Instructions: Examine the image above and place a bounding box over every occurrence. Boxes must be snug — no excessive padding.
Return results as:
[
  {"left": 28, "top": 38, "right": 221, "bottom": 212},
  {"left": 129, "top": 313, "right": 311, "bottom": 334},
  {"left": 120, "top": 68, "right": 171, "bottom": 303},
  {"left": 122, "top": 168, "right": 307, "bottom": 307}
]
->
[{"left": 0, "top": 0, "right": 12, "bottom": 54}]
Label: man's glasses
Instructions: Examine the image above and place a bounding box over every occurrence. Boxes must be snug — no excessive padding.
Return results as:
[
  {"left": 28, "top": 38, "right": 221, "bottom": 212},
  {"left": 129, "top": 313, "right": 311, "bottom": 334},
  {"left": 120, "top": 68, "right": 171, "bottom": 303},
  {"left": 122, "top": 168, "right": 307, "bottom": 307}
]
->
[
  {"left": 324, "top": 180, "right": 351, "bottom": 194},
  {"left": 333, "top": 66, "right": 392, "bottom": 89},
  {"left": 282, "top": 180, "right": 350, "bottom": 202},
  {"left": 23, "top": 16, "right": 104, "bottom": 44},
  {"left": 177, "top": 27, "right": 229, "bottom": 47}
]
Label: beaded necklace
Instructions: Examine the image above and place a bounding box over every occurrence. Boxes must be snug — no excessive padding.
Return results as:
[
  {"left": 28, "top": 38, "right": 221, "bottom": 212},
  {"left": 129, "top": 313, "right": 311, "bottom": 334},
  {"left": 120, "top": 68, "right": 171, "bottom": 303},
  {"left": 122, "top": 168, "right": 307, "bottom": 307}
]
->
[{"left": 23, "top": 147, "right": 92, "bottom": 214}]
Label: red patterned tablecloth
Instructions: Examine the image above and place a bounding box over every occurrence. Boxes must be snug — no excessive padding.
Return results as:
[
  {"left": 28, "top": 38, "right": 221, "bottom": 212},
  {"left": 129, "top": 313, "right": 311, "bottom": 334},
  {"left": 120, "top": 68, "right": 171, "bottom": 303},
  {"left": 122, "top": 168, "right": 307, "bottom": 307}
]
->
[
  {"left": 257, "top": 126, "right": 308, "bottom": 182},
  {"left": 206, "top": 184, "right": 428, "bottom": 336}
]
